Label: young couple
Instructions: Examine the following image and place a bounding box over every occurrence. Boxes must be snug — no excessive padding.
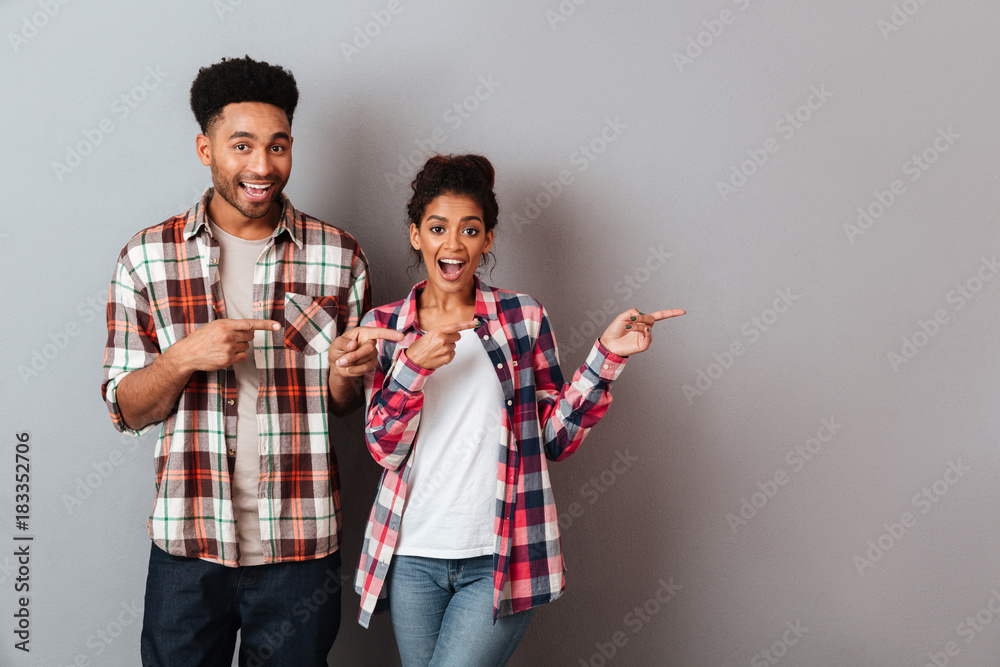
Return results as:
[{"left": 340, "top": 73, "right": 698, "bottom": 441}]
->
[{"left": 102, "top": 56, "right": 683, "bottom": 667}]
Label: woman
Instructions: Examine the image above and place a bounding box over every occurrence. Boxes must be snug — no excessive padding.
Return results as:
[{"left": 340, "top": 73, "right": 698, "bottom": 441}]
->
[{"left": 350, "top": 154, "right": 683, "bottom": 666}]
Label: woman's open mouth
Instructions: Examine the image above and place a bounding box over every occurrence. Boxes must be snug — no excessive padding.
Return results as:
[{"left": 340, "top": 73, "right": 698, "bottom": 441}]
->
[{"left": 438, "top": 258, "right": 466, "bottom": 280}]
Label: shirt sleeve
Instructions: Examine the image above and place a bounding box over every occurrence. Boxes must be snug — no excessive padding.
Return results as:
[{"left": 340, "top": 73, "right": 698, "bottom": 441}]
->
[
  {"left": 362, "top": 318, "right": 433, "bottom": 471},
  {"left": 532, "top": 305, "right": 628, "bottom": 462},
  {"left": 344, "top": 246, "right": 373, "bottom": 330},
  {"left": 101, "top": 253, "right": 161, "bottom": 437}
]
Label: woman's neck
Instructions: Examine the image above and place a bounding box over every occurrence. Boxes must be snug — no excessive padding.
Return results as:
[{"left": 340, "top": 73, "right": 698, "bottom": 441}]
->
[{"left": 416, "top": 281, "right": 476, "bottom": 331}]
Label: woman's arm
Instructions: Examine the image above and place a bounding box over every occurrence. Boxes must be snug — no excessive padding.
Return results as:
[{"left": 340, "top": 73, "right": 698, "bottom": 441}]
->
[
  {"left": 364, "top": 346, "right": 433, "bottom": 470},
  {"left": 534, "top": 306, "right": 684, "bottom": 461},
  {"left": 362, "top": 319, "right": 478, "bottom": 470}
]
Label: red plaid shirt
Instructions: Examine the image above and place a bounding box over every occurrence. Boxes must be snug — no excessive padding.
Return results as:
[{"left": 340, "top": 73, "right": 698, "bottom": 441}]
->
[
  {"left": 102, "top": 189, "right": 371, "bottom": 565},
  {"left": 354, "top": 278, "right": 627, "bottom": 626}
]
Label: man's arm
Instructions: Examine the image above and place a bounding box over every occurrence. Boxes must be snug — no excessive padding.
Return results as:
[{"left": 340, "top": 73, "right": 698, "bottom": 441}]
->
[
  {"left": 328, "top": 327, "right": 405, "bottom": 417},
  {"left": 115, "top": 347, "right": 193, "bottom": 431},
  {"left": 327, "top": 249, "right": 377, "bottom": 416},
  {"left": 116, "top": 318, "right": 281, "bottom": 431}
]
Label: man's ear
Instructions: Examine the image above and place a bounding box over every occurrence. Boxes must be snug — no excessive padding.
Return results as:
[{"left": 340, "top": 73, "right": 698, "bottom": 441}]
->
[{"left": 196, "top": 134, "right": 211, "bottom": 167}]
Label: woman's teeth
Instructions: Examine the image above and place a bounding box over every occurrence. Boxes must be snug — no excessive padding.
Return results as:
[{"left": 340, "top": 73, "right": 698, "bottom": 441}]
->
[{"left": 439, "top": 259, "right": 465, "bottom": 277}]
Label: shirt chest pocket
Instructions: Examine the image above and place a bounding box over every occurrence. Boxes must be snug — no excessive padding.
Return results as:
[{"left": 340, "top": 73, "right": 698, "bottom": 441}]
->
[{"left": 282, "top": 292, "right": 340, "bottom": 356}]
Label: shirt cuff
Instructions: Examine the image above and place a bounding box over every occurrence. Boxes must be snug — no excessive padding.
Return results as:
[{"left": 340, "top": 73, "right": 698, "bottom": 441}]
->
[
  {"left": 104, "top": 371, "right": 157, "bottom": 437},
  {"left": 388, "top": 350, "right": 435, "bottom": 394},
  {"left": 587, "top": 340, "right": 628, "bottom": 383}
]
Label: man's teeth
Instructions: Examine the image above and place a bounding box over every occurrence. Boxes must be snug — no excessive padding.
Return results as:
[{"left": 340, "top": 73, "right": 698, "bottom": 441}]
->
[{"left": 242, "top": 183, "right": 271, "bottom": 192}]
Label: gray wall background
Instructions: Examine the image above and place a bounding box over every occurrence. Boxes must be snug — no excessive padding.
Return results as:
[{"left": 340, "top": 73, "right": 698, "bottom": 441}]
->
[{"left": 2, "top": 0, "right": 999, "bottom": 665}]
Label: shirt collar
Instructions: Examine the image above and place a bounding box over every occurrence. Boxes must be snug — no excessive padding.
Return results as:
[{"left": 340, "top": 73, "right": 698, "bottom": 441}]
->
[
  {"left": 183, "top": 187, "right": 303, "bottom": 248},
  {"left": 398, "top": 276, "right": 500, "bottom": 333}
]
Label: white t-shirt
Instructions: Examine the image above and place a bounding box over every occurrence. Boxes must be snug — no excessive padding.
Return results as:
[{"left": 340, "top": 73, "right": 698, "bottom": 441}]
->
[
  {"left": 395, "top": 329, "right": 505, "bottom": 558},
  {"left": 209, "top": 221, "right": 269, "bottom": 566}
]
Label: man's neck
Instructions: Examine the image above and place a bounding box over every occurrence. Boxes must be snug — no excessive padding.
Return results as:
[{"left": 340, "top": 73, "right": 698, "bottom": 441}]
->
[{"left": 207, "top": 192, "right": 280, "bottom": 241}]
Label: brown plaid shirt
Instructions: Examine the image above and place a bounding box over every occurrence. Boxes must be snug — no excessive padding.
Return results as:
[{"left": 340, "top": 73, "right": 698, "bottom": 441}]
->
[{"left": 102, "top": 189, "right": 371, "bottom": 565}]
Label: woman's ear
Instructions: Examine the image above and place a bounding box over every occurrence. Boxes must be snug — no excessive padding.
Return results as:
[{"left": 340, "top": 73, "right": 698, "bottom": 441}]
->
[
  {"left": 482, "top": 229, "right": 494, "bottom": 255},
  {"left": 409, "top": 223, "right": 421, "bottom": 250}
]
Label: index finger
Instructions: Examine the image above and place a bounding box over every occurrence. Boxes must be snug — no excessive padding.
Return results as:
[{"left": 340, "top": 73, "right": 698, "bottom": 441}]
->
[
  {"left": 232, "top": 319, "right": 281, "bottom": 331},
  {"left": 434, "top": 320, "right": 479, "bottom": 334},
  {"left": 648, "top": 309, "right": 686, "bottom": 321},
  {"left": 355, "top": 327, "right": 406, "bottom": 343}
]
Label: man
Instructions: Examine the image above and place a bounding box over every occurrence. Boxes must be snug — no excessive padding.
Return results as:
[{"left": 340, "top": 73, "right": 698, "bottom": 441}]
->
[{"left": 102, "top": 56, "right": 400, "bottom": 666}]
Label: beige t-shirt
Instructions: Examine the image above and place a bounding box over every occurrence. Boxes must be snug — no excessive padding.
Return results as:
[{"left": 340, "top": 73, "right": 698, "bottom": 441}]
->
[{"left": 210, "top": 221, "right": 269, "bottom": 566}]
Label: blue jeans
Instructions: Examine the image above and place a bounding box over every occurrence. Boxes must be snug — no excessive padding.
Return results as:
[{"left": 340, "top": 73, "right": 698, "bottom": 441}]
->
[
  {"left": 387, "top": 555, "right": 533, "bottom": 667},
  {"left": 140, "top": 542, "right": 342, "bottom": 667}
]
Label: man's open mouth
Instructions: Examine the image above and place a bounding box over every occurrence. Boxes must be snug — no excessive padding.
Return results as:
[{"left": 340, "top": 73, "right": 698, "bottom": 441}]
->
[{"left": 240, "top": 182, "right": 274, "bottom": 201}]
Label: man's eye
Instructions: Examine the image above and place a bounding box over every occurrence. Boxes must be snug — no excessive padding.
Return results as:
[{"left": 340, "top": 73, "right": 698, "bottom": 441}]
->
[
  {"left": 235, "top": 144, "right": 248, "bottom": 151},
  {"left": 270, "top": 145, "right": 284, "bottom": 152}
]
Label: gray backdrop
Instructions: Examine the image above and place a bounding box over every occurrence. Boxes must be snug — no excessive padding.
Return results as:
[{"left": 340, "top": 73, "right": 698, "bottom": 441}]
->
[{"left": 2, "top": 0, "right": 999, "bottom": 665}]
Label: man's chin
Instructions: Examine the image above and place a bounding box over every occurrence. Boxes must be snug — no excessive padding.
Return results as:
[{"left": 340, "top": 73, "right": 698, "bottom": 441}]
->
[{"left": 238, "top": 203, "right": 275, "bottom": 219}]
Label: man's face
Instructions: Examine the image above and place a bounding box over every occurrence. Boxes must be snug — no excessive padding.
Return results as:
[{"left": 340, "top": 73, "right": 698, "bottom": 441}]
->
[{"left": 197, "top": 102, "right": 293, "bottom": 222}]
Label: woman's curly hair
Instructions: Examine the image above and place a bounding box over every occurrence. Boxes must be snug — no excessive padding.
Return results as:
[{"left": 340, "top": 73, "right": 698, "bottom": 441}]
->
[{"left": 407, "top": 154, "right": 499, "bottom": 269}]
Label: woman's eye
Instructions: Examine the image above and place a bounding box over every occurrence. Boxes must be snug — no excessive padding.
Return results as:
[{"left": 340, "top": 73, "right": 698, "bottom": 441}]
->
[
  {"left": 430, "top": 226, "right": 445, "bottom": 234},
  {"left": 462, "top": 228, "right": 479, "bottom": 236}
]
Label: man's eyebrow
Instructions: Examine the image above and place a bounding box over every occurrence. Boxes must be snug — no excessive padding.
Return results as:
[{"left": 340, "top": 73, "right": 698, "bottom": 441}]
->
[{"left": 227, "top": 131, "right": 290, "bottom": 141}]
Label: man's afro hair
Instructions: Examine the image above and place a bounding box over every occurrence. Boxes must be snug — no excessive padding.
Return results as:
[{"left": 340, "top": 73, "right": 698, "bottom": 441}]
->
[{"left": 189, "top": 56, "right": 299, "bottom": 134}]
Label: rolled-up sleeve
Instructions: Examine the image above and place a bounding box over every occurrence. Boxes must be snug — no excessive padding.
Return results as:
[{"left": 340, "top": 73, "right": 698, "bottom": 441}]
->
[
  {"left": 533, "top": 307, "right": 628, "bottom": 462},
  {"left": 101, "top": 256, "right": 159, "bottom": 436}
]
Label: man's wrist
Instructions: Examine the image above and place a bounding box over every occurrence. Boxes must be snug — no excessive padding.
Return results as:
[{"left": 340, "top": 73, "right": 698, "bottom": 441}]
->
[{"left": 160, "top": 343, "right": 192, "bottom": 380}]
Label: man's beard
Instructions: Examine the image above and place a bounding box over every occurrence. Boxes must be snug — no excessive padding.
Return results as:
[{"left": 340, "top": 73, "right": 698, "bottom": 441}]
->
[{"left": 210, "top": 162, "right": 284, "bottom": 220}]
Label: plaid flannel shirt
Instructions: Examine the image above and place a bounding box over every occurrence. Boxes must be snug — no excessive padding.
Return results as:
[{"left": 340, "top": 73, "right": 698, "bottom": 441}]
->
[
  {"left": 354, "top": 278, "right": 627, "bottom": 626},
  {"left": 102, "top": 189, "right": 371, "bottom": 566}
]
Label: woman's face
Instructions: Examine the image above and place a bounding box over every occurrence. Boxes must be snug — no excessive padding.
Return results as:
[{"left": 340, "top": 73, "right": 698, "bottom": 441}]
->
[{"left": 410, "top": 193, "right": 493, "bottom": 298}]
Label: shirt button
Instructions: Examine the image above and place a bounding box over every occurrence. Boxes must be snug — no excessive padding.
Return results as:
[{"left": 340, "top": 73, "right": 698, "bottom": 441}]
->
[
  {"left": 227, "top": 449, "right": 235, "bottom": 457},
  {"left": 603, "top": 364, "right": 610, "bottom": 370},
  {"left": 227, "top": 399, "right": 235, "bottom": 406},
  {"left": 210, "top": 257, "right": 219, "bottom": 265},
  {"left": 512, "top": 361, "right": 517, "bottom": 367},
  {"left": 496, "top": 362, "right": 503, "bottom": 369},
  {"left": 482, "top": 334, "right": 489, "bottom": 340},
  {"left": 507, "top": 400, "right": 512, "bottom": 406}
]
